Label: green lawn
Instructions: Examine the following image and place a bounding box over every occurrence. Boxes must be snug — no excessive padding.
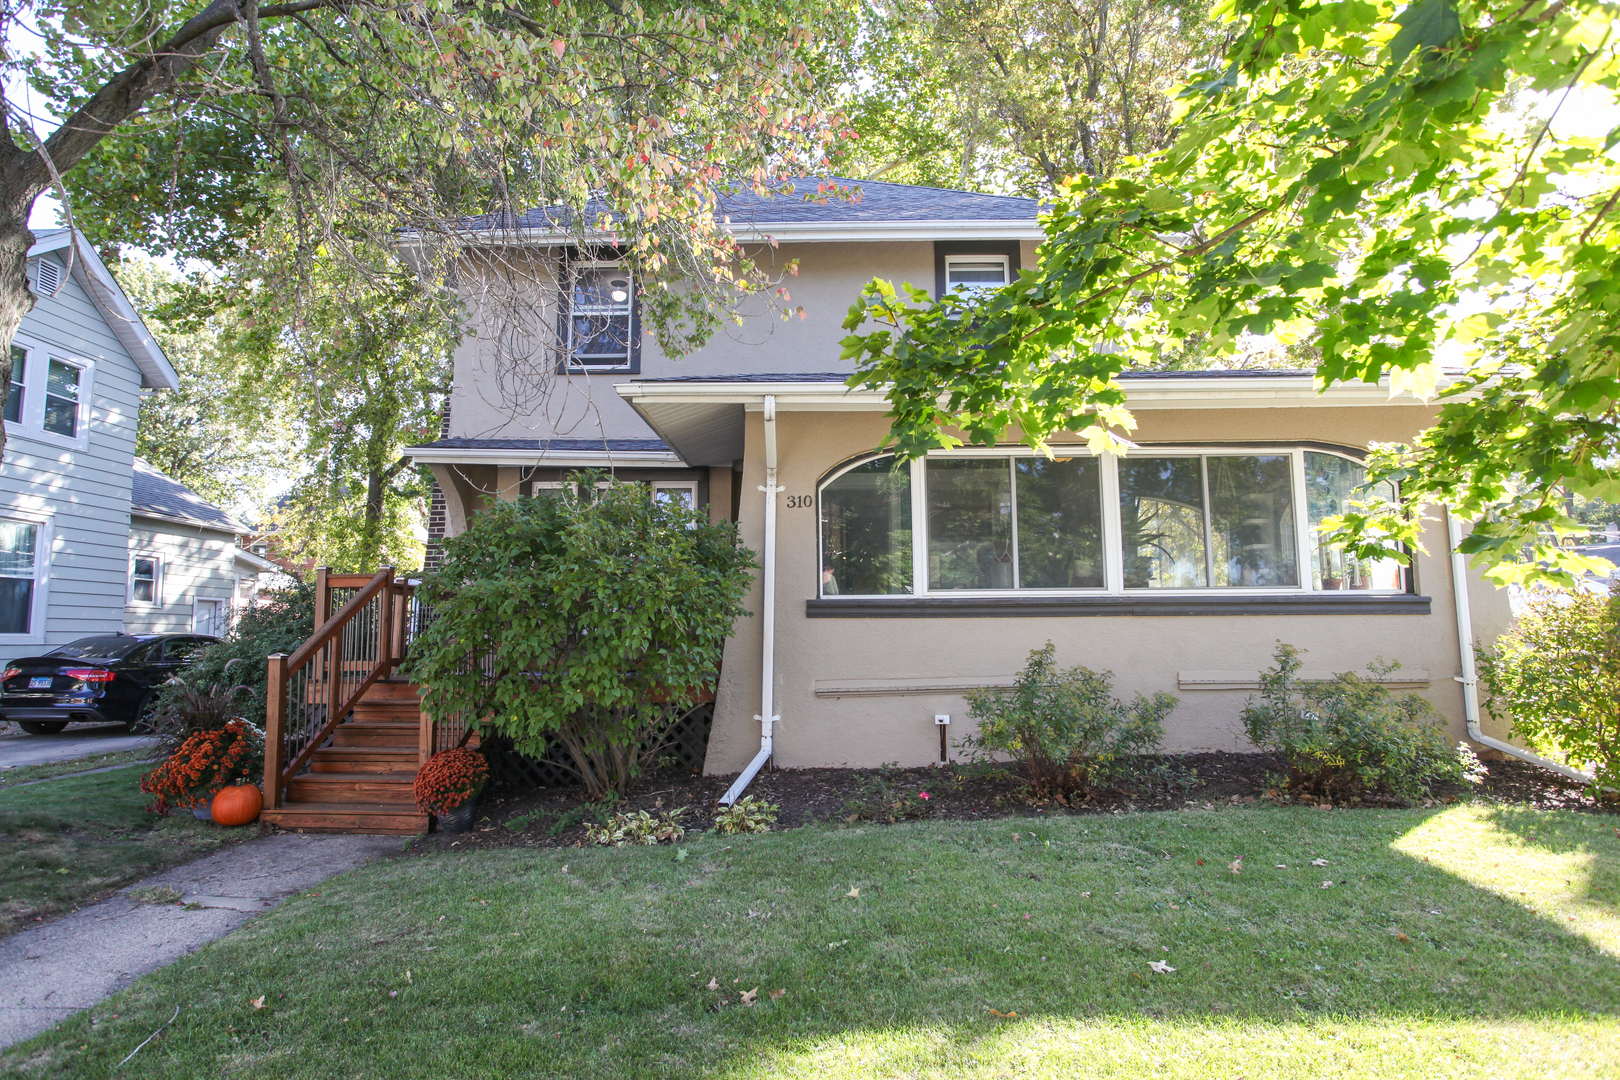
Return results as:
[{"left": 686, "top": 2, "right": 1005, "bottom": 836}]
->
[
  {"left": 4, "top": 803, "right": 1617, "bottom": 1079},
  {"left": 0, "top": 749, "right": 152, "bottom": 789},
  {"left": 0, "top": 764, "right": 251, "bottom": 935}
]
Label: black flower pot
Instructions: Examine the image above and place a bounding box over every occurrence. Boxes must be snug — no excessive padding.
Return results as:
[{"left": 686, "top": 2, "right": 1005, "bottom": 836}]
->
[{"left": 436, "top": 799, "right": 475, "bottom": 834}]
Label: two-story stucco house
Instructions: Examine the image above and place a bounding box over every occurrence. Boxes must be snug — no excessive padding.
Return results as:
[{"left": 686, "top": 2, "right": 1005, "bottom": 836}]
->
[
  {"left": 0, "top": 230, "right": 180, "bottom": 668},
  {"left": 405, "top": 179, "right": 1520, "bottom": 789}
]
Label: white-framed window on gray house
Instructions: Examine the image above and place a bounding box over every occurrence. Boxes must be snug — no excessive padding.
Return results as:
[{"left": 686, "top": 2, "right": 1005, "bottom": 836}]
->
[
  {"left": 129, "top": 554, "right": 162, "bottom": 606},
  {"left": 817, "top": 448, "right": 1405, "bottom": 598},
  {"left": 5, "top": 345, "right": 24, "bottom": 424},
  {"left": 4, "top": 335, "right": 92, "bottom": 448},
  {"left": 0, "top": 518, "right": 46, "bottom": 638},
  {"left": 566, "top": 262, "right": 635, "bottom": 371},
  {"left": 943, "top": 254, "right": 1010, "bottom": 296},
  {"left": 530, "top": 480, "right": 580, "bottom": 502},
  {"left": 652, "top": 481, "right": 698, "bottom": 510}
]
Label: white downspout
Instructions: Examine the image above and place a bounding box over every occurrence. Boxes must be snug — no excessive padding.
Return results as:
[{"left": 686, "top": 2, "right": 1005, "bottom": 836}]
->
[
  {"left": 1446, "top": 506, "right": 1596, "bottom": 784},
  {"left": 720, "top": 395, "right": 781, "bottom": 805}
]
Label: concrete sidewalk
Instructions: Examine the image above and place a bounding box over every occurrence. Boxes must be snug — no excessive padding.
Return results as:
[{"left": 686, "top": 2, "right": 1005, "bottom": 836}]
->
[{"left": 0, "top": 832, "right": 400, "bottom": 1049}]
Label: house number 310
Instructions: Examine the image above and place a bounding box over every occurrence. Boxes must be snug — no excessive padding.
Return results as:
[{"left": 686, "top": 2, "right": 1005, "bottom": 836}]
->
[{"left": 785, "top": 495, "right": 812, "bottom": 508}]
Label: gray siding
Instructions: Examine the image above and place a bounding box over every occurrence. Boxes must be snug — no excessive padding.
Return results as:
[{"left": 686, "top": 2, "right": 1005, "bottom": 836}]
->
[
  {"left": 124, "top": 518, "right": 238, "bottom": 636},
  {"left": 0, "top": 255, "right": 144, "bottom": 664}
]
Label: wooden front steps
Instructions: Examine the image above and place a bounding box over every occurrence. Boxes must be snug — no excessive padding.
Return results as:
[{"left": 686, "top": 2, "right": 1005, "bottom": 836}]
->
[{"left": 261, "top": 676, "right": 430, "bottom": 835}]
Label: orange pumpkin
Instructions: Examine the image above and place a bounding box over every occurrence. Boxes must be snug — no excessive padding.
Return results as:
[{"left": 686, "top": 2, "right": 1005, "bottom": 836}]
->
[{"left": 211, "top": 782, "right": 263, "bottom": 827}]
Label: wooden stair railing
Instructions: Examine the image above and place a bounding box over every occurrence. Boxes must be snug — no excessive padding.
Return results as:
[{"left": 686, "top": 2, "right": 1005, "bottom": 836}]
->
[{"left": 264, "top": 566, "right": 421, "bottom": 810}]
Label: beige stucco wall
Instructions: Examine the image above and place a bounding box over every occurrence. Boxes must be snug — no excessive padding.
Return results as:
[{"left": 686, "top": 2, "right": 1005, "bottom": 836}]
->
[
  {"left": 444, "top": 240, "right": 1040, "bottom": 446},
  {"left": 707, "top": 405, "right": 1518, "bottom": 774}
]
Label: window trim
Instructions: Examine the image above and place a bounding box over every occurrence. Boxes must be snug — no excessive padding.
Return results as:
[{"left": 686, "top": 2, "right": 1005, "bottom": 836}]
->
[
  {"left": 816, "top": 444, "right": 1411, "bottom": 602},
  {"left": 128, "top": 552, "right": 163, "bottom": 607},
  {"left": 558, "top": 254, "right": 640, "bottom": 374},
  {"left": 934, "top": 241, "right": 1021, "bottom": 300},
  {"left": 941, "top": 253, "right": 1012, "bottom": 297},
  {"left": 3, "top": 333, "right": 94, "bottom": 451},
  {"left": 0, "top": 513, "right": 52, "bottom": 644}
]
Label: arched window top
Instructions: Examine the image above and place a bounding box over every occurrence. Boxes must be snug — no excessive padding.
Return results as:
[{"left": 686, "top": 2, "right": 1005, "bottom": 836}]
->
[{"left": 819, "top": 455, "right": 912, "bottom": 597}]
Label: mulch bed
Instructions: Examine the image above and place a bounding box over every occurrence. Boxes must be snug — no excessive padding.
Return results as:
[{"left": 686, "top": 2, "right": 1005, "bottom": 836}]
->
[{"left": 412, "top": 750, "right": 1616, "bottom": 852}]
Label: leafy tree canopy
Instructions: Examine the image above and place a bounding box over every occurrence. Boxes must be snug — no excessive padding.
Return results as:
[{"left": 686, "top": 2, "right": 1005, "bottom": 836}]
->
[
  {"left": 841, "top": 0, "right": 1620, "bottom": 585},
  {"left": 835, "top": 0, "right": 1229, "bottom": 195}
]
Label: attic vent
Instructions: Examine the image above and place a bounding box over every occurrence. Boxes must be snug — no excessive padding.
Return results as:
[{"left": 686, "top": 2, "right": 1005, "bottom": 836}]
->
[{"left": 33, "top": 259, "right": 60, "bottom": 297}]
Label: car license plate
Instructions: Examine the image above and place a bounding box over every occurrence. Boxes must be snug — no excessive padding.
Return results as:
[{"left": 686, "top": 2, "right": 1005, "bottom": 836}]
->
[{"left": 28, "top": 677, "right": 51, "bottom": 689}]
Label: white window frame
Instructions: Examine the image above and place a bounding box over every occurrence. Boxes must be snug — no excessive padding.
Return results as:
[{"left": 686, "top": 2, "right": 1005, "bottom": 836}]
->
[
  {"left": 128, "top": 552, "right": 163, "bottom": 607},
  {"left": 817, "top": 446, "right": 1407, "bottom": 600},
  {"left": 0, "top": 512, "right": 52, "bottom": 645},
  {"left": 942, "top": 254, "right": 1011, "bottom": 296},
  {"left": 530, "top": 480, "right": 581, "bottom": 500},
  {"left": 652, "top": 480, "right": 699, "bottom": 507},
  {"left": 564, "top": 260, "right": 635, "bottom": 372},
  {"left": 3, "top": 333, "right": 94, "bottom": 451}
]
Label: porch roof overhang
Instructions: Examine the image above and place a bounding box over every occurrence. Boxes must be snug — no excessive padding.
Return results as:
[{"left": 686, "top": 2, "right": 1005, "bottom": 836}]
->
[
  {"left": 403, "top": 436, "right": 684, "bottom": 468},
  {"left": 614, "top": 370, "right": 1439, "bottom": 468}
]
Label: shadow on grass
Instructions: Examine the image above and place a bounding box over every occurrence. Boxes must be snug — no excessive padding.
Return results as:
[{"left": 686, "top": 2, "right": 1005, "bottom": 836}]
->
[{"left": 4, "top": 806, "right": 1618, "bottom": 1078}]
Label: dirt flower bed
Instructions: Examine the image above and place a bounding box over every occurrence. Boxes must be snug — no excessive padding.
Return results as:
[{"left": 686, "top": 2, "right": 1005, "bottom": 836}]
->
[{"left": 398, "top": 750, "right": 1614, "bottom": 852}]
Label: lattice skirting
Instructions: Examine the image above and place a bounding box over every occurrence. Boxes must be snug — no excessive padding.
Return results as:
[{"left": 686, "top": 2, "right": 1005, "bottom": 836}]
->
[{"left": 482, "top": 703, "right": 715, "bottom": 790}]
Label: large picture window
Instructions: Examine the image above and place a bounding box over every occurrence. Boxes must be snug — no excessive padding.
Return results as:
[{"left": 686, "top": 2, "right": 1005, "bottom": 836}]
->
[{"left": 817, "top": 447, "right": 1404, "bottom": 598}]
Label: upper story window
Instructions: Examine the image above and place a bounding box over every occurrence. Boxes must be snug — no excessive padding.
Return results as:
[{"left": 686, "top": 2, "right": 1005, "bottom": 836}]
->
[
  {"left": 566, "top": 262, "right": 635, "bottom": 372},
  {"left": 943, "top": 255, "right": 1010, "bottom": 296},
  {"left": 4, "top": 336, "right": 91, "bottom": 447},
  {"left": 817, "top": 448, "right": 1405, "bottom": 598}
]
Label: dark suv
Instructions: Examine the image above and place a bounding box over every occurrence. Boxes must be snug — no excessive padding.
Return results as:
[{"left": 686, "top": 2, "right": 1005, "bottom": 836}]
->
[{"left": 0, "top": 633, "right": 218, "bottom": 734}]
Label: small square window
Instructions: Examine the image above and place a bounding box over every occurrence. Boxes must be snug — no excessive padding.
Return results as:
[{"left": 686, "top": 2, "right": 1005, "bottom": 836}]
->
[
  {"left": 944, "top": 256, "right": 1010, "bottom": 296},
  {"left": 43, "top": 359, "right": 80, "bottom": 438}
]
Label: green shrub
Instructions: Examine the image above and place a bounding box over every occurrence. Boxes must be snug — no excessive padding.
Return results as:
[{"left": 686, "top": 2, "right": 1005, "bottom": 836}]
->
[
  {"left": 407, "top": 475, "right": 755, "bottom": 800},
  {"left": 838, "top": 764, "right": 932, "bottom": 822},
  {"left": 714, "top": 795, "right": 779, "bottom": 834},
  {"left": 584, "top": 808, "right": 687, "bottom": 846},
  {"left": 148, "top": 580, "right": 317, "bottom": 758},
  {"left": 962, "top": 642, "right": 1177, "bottom": 805},
  {"left": 1241, "top": 643, "right": 1462, "bottom": 802},
  {"left": 1478, "top": 591, "right": 1620, "bottom": 792}
]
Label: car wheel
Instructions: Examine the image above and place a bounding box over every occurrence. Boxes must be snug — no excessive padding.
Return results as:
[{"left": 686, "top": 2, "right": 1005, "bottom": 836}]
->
[
  {"left": 128, "top": 694, "right": 161, "bottom": 734},
  {"left": 17, "top": 721, "right": 69, "bottom": 735}
]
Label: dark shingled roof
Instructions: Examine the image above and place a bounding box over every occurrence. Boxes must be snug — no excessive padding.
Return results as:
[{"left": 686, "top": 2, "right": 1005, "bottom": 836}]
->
[
  {"left": 131, "top": 459, "right": 247, "bottom": 533},
  {"left": 462, "top": 178, "right": 1039, "bottom": 232},
  {"left": 413, "top": 437, "right": 673, "bottom": 453}
]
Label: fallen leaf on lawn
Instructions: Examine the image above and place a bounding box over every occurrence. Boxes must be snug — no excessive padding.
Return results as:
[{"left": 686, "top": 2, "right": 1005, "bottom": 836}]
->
[
  {"left": 769, "top": 989, "right": 786, "bottom": 1000},
  {"left": 706, "top": 978, "right": 719, "bottom": 991},
  {"left": 1148, "top": 961, "right": 1176, "bottom": 974},
  {"left": 1395, "top": 931, "right": 1411, "bottom": 943},
  {"left": 1080, "top": 892, "right": 1091, "bottom": 899},
  {"left": 1312, "top": 858, "right": 1329, "bottom": 866},
  {"left": 1228, "top": 858, "right": 1243, "bottom": 874},
  {"left": 987, "top": 1008, "right": 1018, "bottom": 1019},
  {"left": 845, "top": 887, "right": 860, "bottom": 898},
  {"left": 740, "top": 988, "right": 758, "bottom": 1006},
  {"left": 250, "top": 996, "right": 265, "bottom": 1009},
  {"left": 1320, "top": 880, "right": 1334, "bottom": 889},
  {"left": 827, "top": 940, "right": 848, "bottom": 950},
  {"left": 406, "top": 970, "right": 412, "bottom": 984},
  {"left": 1274, "top": 864, "right": 1287, "bottom": 869},
  {"left": 675, "top": 848, "right": 689, "bottom": 863}
]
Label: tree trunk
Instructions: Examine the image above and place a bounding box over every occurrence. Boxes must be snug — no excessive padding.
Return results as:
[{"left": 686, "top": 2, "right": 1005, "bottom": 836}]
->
[{"left": 0, "top": 198, "right": 40, "bottom": 470}]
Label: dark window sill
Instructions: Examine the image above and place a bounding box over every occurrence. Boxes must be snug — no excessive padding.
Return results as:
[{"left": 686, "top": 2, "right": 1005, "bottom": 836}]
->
[{"left": 805, "top": 593, "right": 1432, "bottom": 618}]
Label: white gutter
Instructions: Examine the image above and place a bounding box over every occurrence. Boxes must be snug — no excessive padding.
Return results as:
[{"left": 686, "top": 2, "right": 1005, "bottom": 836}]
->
[
  {"left": 720, "top": 394, "right": 781, "bottom": 805},
  {"left": 1446, "top": 506, "right": 1596, "bottom": 785},
  {"left": 403, "top": 446, "right": 684, "bottom": 467},
  {"left": 400, "top": 219, "right": 1046, "bottom": 249}
]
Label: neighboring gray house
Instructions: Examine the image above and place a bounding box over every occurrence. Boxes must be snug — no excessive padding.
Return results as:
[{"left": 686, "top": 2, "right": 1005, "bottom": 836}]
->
[
  {"left": 0, "top": 230, "right": 179, "bottom": 667},
  {"left": 124, "top": 459, "right": 278, "bottom": 637}
]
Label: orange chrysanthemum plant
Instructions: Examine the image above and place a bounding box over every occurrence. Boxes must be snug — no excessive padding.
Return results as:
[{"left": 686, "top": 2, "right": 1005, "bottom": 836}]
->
[
  {"left": 141, "top": 719, "right": 266, "bottom": 815},
  {"left": 413, "top": 747, "right": 488, "bottom": 815}
]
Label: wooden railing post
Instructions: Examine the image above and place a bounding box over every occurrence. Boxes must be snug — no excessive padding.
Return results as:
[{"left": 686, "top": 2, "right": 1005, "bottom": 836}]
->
[
  {"left": 420, "top": 705, "right": 435, "bottom": 767},
  {"left": 377, "top": 567, "right": 396, "bottom": 676},
  {"left": 315, "top": 566, "right": 332, "bottom": 625},
  {"left": 264, "top": 653, "right": 288, "bottom": 809}
]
